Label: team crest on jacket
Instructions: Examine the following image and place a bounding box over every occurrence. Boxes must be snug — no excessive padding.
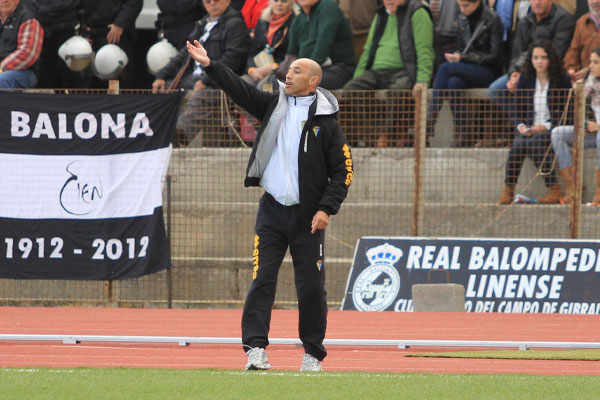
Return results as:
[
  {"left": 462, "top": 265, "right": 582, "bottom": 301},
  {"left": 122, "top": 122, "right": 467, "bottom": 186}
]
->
[
  {"left": 316, "top": 259, "right": 323, "bottom": 271},
  {"left": 313, "top": 126, "right": 320, "bottom": 137}
]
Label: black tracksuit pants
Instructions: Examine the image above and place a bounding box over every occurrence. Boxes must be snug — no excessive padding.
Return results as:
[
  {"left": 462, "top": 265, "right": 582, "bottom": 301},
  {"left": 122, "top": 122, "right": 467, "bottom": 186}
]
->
[{"left": 242, "top": 193, "right": 328, "bottom": 361}]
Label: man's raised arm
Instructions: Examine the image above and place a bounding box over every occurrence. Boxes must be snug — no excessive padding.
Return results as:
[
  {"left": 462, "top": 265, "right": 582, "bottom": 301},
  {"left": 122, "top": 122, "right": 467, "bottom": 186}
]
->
[{"left": 186, "top": 40, "right": 275, "bottom": 121}]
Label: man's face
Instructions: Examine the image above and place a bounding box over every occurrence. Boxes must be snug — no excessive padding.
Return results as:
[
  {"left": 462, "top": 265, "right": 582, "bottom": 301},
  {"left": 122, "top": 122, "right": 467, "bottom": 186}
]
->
[
  {"left": 530, "top": 0, "right": 553, "bottom": 19},
  {"left": 383, "top": 0, "right": 405, "bottom": 14},
  {"left": 0, "top": 0, "right": 19, "bottom": 15},
  {"left": 589, "top": 0, "right": 600, "bottom": 18},
  {"left": 297, "top": 0, "right": 319, "bottom": 8},
  {"left": 285, "top": 60, "right": 315, "bottom": 96},
  {"left": 202, "top": 0, "right": 230, "bottom": 18}
]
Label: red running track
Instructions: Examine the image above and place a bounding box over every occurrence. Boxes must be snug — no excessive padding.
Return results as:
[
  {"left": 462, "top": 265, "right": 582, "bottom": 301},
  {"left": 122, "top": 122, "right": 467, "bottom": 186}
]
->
[{"left": 1, "top": 307, "right": 600, "bottom": 375}]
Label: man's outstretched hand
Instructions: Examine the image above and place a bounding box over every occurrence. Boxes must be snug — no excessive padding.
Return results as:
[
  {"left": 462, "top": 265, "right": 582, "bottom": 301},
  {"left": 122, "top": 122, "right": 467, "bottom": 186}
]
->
[{"left": 187, "top": 40, "right": 211, "bottom": 67}]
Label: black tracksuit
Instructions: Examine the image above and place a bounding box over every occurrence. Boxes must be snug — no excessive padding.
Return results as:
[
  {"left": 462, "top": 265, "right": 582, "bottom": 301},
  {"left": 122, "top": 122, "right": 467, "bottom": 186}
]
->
[{"left": 204, "top": 61, "right": 353, "bottom": 361}]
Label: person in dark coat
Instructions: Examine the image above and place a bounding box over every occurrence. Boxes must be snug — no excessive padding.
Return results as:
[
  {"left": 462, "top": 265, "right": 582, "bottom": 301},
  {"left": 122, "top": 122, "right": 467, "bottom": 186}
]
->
[
  {"left": 152, "top": 0, "right": 249, "bottom": 91},
  {"left": 152, "top": 0, "right": 250, "bottom": 146},
  {"left": 25, "top": 0, "right": 80, "bottom": 88},
  {"left": 428, "top": 0, "right": 504, "bottom": 147},
  {"left": 80, "top": 0, "right": 142, "bottom": 88},
  {"left": 488, "top": 0, "right": 574, "bottom": 101},
  {"left": 157, "top": 0, "right": 206, "bottom": 49},
  {"left": 187, "top": 39, "right": 353, "bottom": 371}
]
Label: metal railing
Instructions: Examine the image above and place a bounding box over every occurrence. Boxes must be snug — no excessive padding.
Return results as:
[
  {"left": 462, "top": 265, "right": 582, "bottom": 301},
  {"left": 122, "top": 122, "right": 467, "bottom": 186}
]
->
[{"left": 1, "top": 84, "right": 597, "bottom": 309}]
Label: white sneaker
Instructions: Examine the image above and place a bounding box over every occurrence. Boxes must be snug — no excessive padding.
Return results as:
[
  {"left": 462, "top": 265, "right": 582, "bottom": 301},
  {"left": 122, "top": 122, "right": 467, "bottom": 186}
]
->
[
  {"left": 245, "top": 347, "right": 271, "bottom": 370},
  {"left": 300, "top": 353, "right": 322, "bottom": 372}
]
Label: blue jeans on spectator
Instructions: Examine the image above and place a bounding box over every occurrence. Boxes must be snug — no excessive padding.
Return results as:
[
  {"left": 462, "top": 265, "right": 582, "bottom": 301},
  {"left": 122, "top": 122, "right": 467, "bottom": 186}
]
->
[
  {"left": 487, "top": 73, "right": 510, "bottom": 106},
  {"left": 428, "top": 62, "right": 495, "bottom": 145},
  {"left": 0, "top": 69, "right": 37, "bottom": 88},
  {"left": 551, "top": 126, "right": 600, "bottom": 169},
  {"left": 505, "top": 132, "right": 558, "bottom": 186}
]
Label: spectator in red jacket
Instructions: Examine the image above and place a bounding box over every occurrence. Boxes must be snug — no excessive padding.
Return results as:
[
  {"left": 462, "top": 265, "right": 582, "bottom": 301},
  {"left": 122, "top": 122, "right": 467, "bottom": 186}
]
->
[{"left": 242, "top": 0, "right": 270, "bottom": 32}]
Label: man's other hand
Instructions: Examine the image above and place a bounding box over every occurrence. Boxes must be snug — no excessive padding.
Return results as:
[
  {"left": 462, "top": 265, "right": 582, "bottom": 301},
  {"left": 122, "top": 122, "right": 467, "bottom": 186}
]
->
[{"left": 311, "top": 211, "right": 329, "bottom": 233}]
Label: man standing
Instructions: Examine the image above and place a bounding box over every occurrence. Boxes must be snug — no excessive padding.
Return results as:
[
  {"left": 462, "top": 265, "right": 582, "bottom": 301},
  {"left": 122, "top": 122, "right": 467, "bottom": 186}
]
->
[
  {"left": 187, "top": 39, "right": 353, "bottom": 371},
  {"left": 80, "top": 0, "right": 142, "bottom": 88},
  {"left": 0, "top": 0, "right": 43, "bottom": 88}
]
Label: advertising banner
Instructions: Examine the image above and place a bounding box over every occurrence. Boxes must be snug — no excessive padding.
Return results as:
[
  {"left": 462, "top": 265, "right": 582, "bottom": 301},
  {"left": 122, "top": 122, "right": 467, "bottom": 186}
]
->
[{"left": 342, "top": 237, "right": 600, "bottom": 314}]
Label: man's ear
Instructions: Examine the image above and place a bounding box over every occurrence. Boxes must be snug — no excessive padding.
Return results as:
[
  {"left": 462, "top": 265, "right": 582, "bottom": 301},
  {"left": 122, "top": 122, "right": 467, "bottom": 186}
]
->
[{"left": 309, "top": 75, "right": 319, "bottom": 88}]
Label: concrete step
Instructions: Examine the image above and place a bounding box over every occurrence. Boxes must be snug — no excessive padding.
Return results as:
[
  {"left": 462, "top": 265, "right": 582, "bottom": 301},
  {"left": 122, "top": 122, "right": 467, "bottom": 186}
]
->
[
  {"left": 167, "top": 148, "right": 600, "bottom": 205},
  {"left": 166, "top": 202, "right": 600, "bottom": 262}
]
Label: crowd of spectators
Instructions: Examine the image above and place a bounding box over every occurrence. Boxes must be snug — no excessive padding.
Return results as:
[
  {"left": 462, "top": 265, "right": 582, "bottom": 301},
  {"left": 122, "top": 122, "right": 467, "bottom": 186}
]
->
[
  {"left": 3, "top": 0, "right": 600, "bottom": 202},
  {"left": 0, "top": 0, "right": 594, "bottom": 92},
  {"left": 6, "top": 0, "right": 591, "bottom": 93}
]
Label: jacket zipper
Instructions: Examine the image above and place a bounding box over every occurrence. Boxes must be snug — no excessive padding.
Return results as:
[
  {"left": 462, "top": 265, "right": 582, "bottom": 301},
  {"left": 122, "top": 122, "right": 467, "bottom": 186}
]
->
[{"left": 304, "top": 130, "right": 308, "bottom": 152}]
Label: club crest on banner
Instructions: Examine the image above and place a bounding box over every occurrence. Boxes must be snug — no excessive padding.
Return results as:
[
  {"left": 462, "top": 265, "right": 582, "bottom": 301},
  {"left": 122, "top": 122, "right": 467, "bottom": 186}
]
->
[{"left": 352, "top": 243, "right": 402, "bottom": 311}]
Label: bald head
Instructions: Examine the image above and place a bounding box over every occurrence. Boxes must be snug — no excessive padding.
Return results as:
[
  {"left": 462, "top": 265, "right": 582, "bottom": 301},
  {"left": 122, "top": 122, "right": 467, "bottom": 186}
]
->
[
  {"left": 297, "top": 58, "right": 322, "bottom": 85},
  {"left": 284, "top": 58, "right": 322, "bottom": 96}
]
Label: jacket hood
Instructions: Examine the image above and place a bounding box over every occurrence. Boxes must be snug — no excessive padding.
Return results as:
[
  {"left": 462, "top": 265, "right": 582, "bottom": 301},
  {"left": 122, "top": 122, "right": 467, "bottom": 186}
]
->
[{"left": 315, "top": 87, "right": 339, "bottom": 116}]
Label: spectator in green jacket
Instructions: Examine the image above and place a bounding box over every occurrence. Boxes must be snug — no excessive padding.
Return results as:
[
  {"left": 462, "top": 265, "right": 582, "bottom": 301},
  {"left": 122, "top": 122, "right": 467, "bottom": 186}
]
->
[
  {"left": 341, "top": 0, "right": 433, "bottom": 147},
  {"left": 277, "top": 0, "right": 355, "bottom": 89},
  {"left": 343, "top": 0, "right": 433, "bottom": 94}
]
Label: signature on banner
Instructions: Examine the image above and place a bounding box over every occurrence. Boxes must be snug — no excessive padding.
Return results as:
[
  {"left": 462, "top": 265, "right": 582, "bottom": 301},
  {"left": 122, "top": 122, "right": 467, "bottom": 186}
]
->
[{"left": 59, "top": 161, "right": 103, "bottom": 215}]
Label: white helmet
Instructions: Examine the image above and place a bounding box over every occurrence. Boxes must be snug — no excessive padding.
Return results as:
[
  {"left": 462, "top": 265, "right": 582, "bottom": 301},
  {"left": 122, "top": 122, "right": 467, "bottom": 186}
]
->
[
  {"left": 58, "top": 35, "right": 93, "bottom": 71},
  {"left": 93, "top": 44, "right": 129, "bottom": 80},
  {"left": 146, "top": 39, "right": 179, "bottom": 76}
]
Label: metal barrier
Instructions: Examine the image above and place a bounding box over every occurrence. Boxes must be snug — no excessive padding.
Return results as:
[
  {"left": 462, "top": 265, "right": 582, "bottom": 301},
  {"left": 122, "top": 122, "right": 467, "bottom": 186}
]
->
[{"left": 1, "top": 84, "right": 598, "bottom": 309}]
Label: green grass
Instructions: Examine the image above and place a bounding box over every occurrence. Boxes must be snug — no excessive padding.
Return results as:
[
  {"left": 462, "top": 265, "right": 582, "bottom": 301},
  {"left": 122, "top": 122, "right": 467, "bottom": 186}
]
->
[
  {"left": 407, "top": 349, "right": 600, "bottom": 361},
  {"left": 1, "top": 368, "right": 600, "bottom": 400}
]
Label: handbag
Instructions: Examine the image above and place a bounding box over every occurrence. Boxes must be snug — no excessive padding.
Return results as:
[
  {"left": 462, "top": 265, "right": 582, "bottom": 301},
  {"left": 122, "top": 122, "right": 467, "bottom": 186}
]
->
[
  {"left": 252, "top": 27, "right": 288, "bottom": 68},
  {"left": 253, "top": 45, "right": 275, "bottom": 68}
]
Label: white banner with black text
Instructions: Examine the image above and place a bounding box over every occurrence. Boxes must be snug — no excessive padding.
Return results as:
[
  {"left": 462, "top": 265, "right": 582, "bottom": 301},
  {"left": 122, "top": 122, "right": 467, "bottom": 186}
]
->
[{"left": 0, "top": 92, "right": 181, "bottom": 279}]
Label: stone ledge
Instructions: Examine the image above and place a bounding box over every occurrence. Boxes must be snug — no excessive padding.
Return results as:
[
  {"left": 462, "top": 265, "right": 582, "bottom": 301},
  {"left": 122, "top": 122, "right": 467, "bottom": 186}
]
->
[{"left": 412, "top": 283, "right": 466, "bottom": 312}]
